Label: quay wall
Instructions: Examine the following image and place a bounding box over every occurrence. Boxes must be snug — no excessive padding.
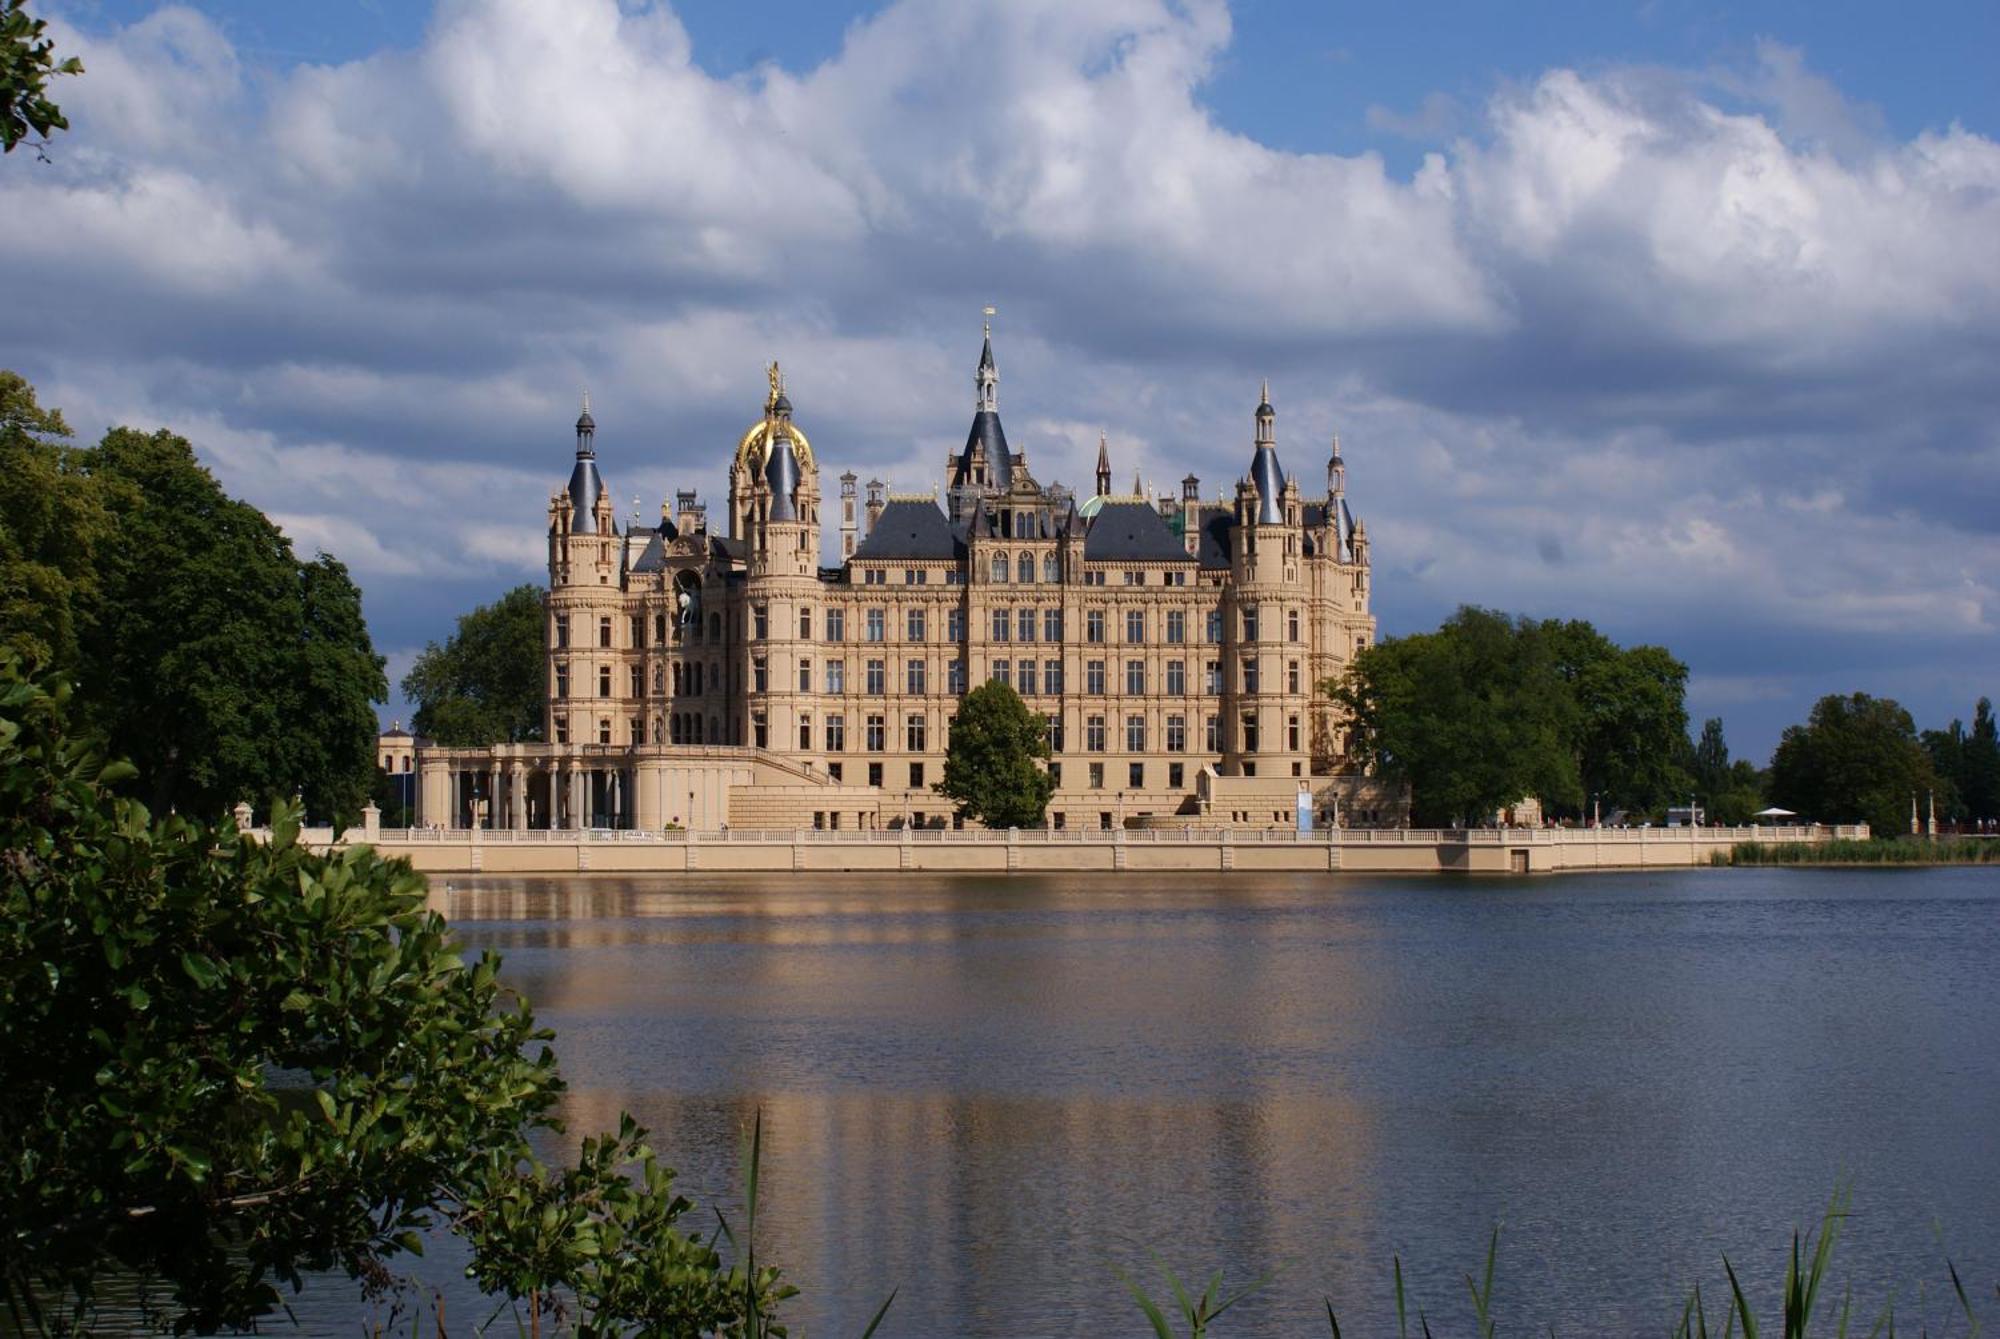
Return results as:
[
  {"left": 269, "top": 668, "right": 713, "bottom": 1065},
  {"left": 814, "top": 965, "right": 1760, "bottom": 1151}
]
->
[{"left": 295, "top": 824, "right": 1864, "bottom": 877}]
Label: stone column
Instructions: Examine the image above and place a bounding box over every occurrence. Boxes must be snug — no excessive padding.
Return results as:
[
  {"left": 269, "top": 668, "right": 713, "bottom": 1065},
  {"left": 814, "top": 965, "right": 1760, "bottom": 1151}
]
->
[{"left": 510, "top": 763, "right": 527, "bottom": 830}]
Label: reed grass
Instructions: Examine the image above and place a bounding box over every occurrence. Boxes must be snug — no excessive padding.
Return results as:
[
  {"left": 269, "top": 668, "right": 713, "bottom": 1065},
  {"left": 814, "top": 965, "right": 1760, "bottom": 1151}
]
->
[{"left": 1722, "top": 838, "right": 2000, "bottom": 865}]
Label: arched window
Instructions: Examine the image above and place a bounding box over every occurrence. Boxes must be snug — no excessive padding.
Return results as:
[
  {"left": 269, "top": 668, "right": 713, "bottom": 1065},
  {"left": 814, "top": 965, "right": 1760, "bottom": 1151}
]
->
[
  {"left": 672, "top": 663, "right": 682, "bottom": 694},
  {"left": 1017, "top": 552, "right": 1035, "bottom": 584},
  {"left": 990, "top": 552, "right": 1009, "bottom": 583},
  {"left": 1043, "top": 552, "right": 1060, "bottom": 583}
]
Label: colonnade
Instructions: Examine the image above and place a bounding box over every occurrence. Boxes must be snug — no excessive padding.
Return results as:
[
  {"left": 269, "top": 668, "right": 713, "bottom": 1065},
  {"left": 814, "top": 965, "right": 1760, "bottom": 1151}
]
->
[{"left": 431, "top": 760, "right": 638, "bottom": 831}]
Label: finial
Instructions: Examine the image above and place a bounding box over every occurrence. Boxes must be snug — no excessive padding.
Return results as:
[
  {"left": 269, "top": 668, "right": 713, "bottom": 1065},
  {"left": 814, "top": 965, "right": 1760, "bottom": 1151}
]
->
[
  {"left": 582, "top": 387, "right": 591, "bottom": 414},
  {"left": 766, "top": 361, "right": 783, "bottom": 411},
  {"left": 1260, "top": 377, "right": 1271, "bottom": 407},
  {"left": 983, "top": 304, "right": 995, "bottom": 338}
]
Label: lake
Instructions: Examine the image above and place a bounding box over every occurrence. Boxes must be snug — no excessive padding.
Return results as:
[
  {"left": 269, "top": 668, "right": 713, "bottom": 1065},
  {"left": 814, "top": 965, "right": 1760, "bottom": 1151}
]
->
[{"left": 348, "top": 868, "right": 1996, "bottom": 1335}]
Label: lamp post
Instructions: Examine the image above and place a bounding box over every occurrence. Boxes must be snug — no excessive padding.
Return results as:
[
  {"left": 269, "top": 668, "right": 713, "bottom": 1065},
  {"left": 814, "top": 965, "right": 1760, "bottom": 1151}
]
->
[{"left": 1591, "top": 793, "right": 1600, "bottom": 829}]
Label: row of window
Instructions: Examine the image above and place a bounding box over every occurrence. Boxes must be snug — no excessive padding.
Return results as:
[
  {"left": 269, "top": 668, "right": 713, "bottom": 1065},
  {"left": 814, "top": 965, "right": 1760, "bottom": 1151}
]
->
[{"left": 559, "top": 654, "right": 1312, "bottom": 701}]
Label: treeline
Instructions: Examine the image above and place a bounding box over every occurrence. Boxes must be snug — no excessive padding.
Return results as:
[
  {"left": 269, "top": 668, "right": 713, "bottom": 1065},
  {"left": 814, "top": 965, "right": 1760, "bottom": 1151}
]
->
[
  {"left": 0, "top": 372, "right": 384, "bottom": 824},
  {"left": 1334, "top": 605, "right": 1996, "bottom": 834}
]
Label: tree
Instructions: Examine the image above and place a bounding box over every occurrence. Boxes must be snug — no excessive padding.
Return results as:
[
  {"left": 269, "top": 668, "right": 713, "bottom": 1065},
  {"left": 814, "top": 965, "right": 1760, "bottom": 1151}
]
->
[
  {"left": 75, "top": 425, "right": 386, "bottom": 825},
  {"left": 1, "top": 0, "right": 82, "bottom": 157},
  {"left": 936, "top": 679, "right": 1055, "bottom": 828},
  {"left": 1690, "top": 717, "right": 1767, "bottom": 824},
  {"left": 402, "top": 584, "right": 548, "bottom": 746},
  {"left": 1693, "top": 717, "right": 1730, "bottom": 796},
  {"left": 0, "top": 371, "right": 106, "bottom": 671},
  {"left": 1768, "top": 692, "right": 1942, "bottom": 835},
  {"left": 1543, "top": 620, "right": 1691, "bottom": 816},
  {"left": 1331, "top": 607, "right": 1581, "bottom": 827},
  {"left": 0, "top": 658, "right": 789, "bottom": 1334},
  {"left": 1964, "top": 698, "right": 1999, "bottom": 822}
]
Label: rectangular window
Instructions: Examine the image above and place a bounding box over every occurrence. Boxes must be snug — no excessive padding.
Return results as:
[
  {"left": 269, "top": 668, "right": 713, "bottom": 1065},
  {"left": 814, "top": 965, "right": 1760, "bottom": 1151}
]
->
[
  {"left": 598, "top": 717, "right": 612, "bottom": 744},
  {"left": 556, "top": 615, "right": 571, "bottom": 649},
  {"left": 1243, "top": 657, "right": 1258, "bottom": 693},
  {"left": 752, "top": 712, "right": 768, "bottom": 748},
  {"left": 598, "top": 665, "right": 611, "bottom": 697},
  {"left": 948, "top": 608, "right": 965, "bottom": 642},
  {"left": 827, "top": 659, "right": 846, "bottom": 693},
  {"left": 1206, "top": 610, "right": 1223, "bottom": 644},
  {"left": 1289, "top": 715, "right": 1302, "bottom": 751},
  {"left": 990, "top": 553, "right": 1009, "bottom": 584},
  {"left": 866, "top": 714, "right": 885, "bottom": 751},
  {"left": 1128, "top": 760, "right": 1144, "bottom": 788},
  {"left": 1043, "top": 608, "right": 1063, "bottom": 642},
  {"left": 864, "top": 567, "right": 886, "bottom": 586},
  {"left": 1288, "top": 660, "right": 1301, "bottom": 694},
  {"left": 1089, "top": 761, "right": 1104, "bottom": 788},
  {"left": 799, "top": 716, "right": 812, "bottom": 750},
  {"left": 1206, "top": 659, "right": 1222, "bottom": 695},
  {"left": 826, "top": 714, "right": 846, "bottom": 751},
  {"left": 1242, "top": 713, "right": 1260, "bottom": 752},
  {"left": 1125, "top": 610, "right": 1145, "bottom": 643},
  {"left": 991, "top": 608, "right": 1010, "bottom": 642},
  {"left": 829, "top": 761, "right": 843, "bottom": 781},
  {"left": 1086, "top": 715, "right": 1105, "bottom": 752},
  {"left": 994, "top": 659, "right": 1012, "bottom": 688},
  {"left": 799, "top": 658, "right": 813, "bottom": 692},
  {"left": 906, "top": 714, "right": 927, "bottom": 751},
  {"left": 1242, "top": 608, "right": 1258, "bottom": 642},
  {"left": 909, "top": 761, "right": 925, "bottom": 787},
  {"left": 753, "top": 606, "right": 768, "bottom": 640},
  {"left": 1087, "top": 610, "right": 1105, "bottom": 643},
  {"left": 800, "top": 607, "right": 813, "bottom": 639},
  {"left": 826, "top": 609, "right": 845, "bottom": 642},
  {"left": 752, "top": 657, "right": 767, "bottom": 693},
  {"left": 1123, "top": 659, "right": 1143, "bottom": 695},
  {"left": 655, "top": 612, "right": 666, "bottom": 644},
  {"left": 907, "top": 658, "right": 927, "bottom": 694},
  {"left": 631, "top": 665, "right": 644, "bottom": 698},
  {"left": 1017, "top": 607, "right": 1035, "bottom": 642},
  {"left": 599, "top": 616, "right": 613, "bottom": 648},
  {"left": 907, "top": 608, "right": 927, "bottom": 641},
  {"left": 1017, "top": 658, "right": 1036, "bottom": 694},
  {"left": 868, "top": 761, "right": 883, "bottom": 786},
  {"left": 554, "top": 714, "right": 568, "bottom": 744},
  {"left": 1205, "top": 714, "right": 1221, "bottom": 752},
  {"left": 1166, "top": 715, "right": 1186, "bottom": 752},
  {"left": 1166, "top": 610, "right": 1186, "bottom": 644},
  {"left": 1288, "top": 609, "right": 1301, "bottom": 642},
  {"left": 1086, "top": 660, "right": 1106, "bottom": 694},
  {"left": 631, "top": 616, "right": 644, "bottom": 649},
  {"left": 1169, "top": 761, "right": 1184, "bottom": 787},
  {"left": 866, "top": 659, "right": 885, "bottom": 694},
  {"left": 1126, "top": 715, "right": 1145, "bottom": 752},
  {"left": 866, "top": 608, "right": 885, "bottom": 642},
  {"left": 948, "top": 658, "right": 966, "bottom": 694},
  {"left": 555, "top": 661, "right": 570, "bottom": 697},
  {"left": 1166, "top": 660, "right": 1185, "bottom": 695},
  {"left": 904, "top": 568, "right": 923, "bottom": 585},
  {"left": 1044, "top": 659, "right": 1063, "bottom": 695},
  {"left": 1046, "top": 715, "right": 1064, "bottom": 753}
]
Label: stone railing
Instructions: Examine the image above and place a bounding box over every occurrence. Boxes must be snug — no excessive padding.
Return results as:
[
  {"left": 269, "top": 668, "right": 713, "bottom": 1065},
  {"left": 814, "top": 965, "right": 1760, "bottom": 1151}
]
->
[{"left": 368, "top": 822, "right": 1855, "bottom": 846}]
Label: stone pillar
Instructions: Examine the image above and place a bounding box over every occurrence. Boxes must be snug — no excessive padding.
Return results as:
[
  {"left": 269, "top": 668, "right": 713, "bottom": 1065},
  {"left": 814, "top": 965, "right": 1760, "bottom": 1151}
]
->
[
  {"left": 510, "top": 763, "right": 527, "bottom": 830},
  {"left": 361, "top": 801, "right": 381, "bottom": 841},
  {"left": 232, "top": 800, "right": 254, "bottom": 831}
]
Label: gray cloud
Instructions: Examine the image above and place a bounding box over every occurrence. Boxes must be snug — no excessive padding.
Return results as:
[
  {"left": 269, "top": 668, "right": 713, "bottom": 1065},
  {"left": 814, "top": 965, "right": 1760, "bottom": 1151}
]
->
[{"left": 4, "top": 0, "right": 1996, "bottom": 758}]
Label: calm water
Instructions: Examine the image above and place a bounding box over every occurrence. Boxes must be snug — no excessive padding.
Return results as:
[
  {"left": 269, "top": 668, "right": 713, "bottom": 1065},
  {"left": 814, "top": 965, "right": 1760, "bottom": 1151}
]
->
[{"left": 339, "top": 868, "right": 1994, "bottom": 1335}]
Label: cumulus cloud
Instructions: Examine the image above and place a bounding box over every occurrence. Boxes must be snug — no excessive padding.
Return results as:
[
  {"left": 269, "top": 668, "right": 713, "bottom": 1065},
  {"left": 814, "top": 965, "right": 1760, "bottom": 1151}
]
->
[{"left": 4, "top": 0, "right": 1997, "bottom": 753}]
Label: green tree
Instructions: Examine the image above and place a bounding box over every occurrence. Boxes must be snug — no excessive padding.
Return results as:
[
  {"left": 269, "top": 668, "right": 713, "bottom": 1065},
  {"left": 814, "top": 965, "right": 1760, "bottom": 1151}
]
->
[
  {"left": 1543, "top": 620, "right": 1691, "bottom": 816},
  {"left": 402, "top": 583, "right": 548, "bottom": 746},
  {"left": 1332, "top": 606, "right": 1581, "bottom": 827},
  {"left": 1689, "top": 717, "right": 1767, "bottom": 824},
  {"left": 0, "top": 371, "right": 106, "bottom": 670},
  {"left": 1769, "top": 692, "right": 1942, "bottom": 835},
  {"left": 75, "top": 426, "right": 385, "bottom": 825},
  {"left": 1692, "top": 717, "right": 1730, "bottom": 796},
  {"left": 0, "top": 658, "right": 789, "bottom": 1334},
  {"left": 936, "top": 679, "right": 1055, "bottom": 828},
  {"left": 1964, "top": 697, "right": 1999, "bottom": 822},
  {"left": 1, "top": 0, "right": 82, "bottom": 157}
]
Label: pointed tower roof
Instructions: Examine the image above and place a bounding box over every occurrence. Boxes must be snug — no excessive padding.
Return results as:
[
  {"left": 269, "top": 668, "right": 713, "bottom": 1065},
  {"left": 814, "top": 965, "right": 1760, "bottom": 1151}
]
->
[
  {"left": 953, "top": 312, "right": 1012, "bottom": 493},
  {"left": 1247, "top": 381, "right": 1284, "bottom": 526},
  {"left": 567, "top": 390, "right": 606, "bottom": 533}
]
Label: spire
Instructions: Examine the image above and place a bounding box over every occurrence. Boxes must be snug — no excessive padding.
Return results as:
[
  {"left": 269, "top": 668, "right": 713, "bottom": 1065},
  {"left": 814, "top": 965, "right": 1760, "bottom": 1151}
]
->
[
  {"left": 566, "top": 391, "right": 605, "bottom": 533},
  {"left": 976, "top": 307, "right": 998, "bottom": 413},
  {"left": 1095, "top": 431, "right": 1112, "bottom": 498},
  {"left": 1328, "top": 429, "right": 1346, "bottom": 500},
  {"left": 1247, "top": 382, "right": 1283, "bottom": 525},
  {"left": 764, "top": 423, "right": 800, "bottom": 521}
]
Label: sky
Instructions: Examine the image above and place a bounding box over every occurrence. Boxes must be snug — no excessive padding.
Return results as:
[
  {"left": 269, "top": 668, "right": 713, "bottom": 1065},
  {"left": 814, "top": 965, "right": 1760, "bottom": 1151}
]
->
[{"left": 5, "top": 0, "right": 1997, "bottom": 763}]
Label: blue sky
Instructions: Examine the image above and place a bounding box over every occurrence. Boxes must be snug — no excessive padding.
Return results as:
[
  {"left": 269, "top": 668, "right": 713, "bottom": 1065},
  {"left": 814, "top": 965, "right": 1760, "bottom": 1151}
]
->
[{"left": 8, "top": 0, "right": 1999, "bottom": 762}]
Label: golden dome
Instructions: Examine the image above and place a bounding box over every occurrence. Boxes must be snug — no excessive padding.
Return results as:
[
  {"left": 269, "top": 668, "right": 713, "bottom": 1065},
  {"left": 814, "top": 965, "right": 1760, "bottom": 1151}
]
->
[{"left": 733, "top": 361, "right": 815, "bottom": 476}]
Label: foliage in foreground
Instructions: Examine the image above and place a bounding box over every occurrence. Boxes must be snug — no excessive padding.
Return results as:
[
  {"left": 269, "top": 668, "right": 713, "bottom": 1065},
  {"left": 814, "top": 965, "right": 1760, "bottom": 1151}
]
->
[
  {"left": 1127, "top": 1191, "right": 1989, "bottom": 1338},
  {"left": 936, "top": 678, "right": 1055, "bottom": 829},
  {"left": 0, "top": 657, "right": 790, "bottom": 1335},
  {"left": 0, "top": 0, "right": 81, "bottom": 156}
]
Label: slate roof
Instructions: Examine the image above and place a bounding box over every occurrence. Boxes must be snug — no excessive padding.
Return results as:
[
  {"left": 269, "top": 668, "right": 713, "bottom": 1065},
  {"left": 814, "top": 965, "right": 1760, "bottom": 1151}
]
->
[
  {"left": 1083, "top": 500, "right": 1193, "bottom": 563},
  {"left": 1196, "top": 506, "right": 1235, "bottom": 569},
  {"left": 851, "top": 497, "right": 965, "bottom": 561},
  {"left": 950, "top": 410, "right": 1013, "bottom": 490}
]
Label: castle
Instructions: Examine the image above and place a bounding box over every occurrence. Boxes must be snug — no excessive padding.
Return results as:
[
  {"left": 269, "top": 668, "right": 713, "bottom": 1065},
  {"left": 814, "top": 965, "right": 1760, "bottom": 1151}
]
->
[{"left": 415, "top": 325, "right": 1402, "bottom": 832}]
